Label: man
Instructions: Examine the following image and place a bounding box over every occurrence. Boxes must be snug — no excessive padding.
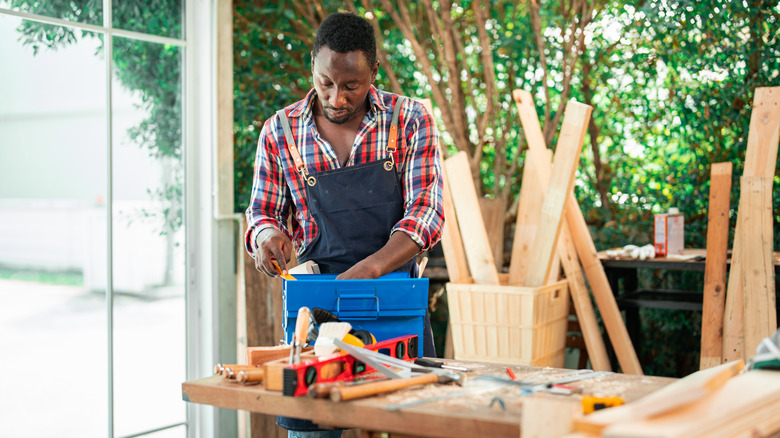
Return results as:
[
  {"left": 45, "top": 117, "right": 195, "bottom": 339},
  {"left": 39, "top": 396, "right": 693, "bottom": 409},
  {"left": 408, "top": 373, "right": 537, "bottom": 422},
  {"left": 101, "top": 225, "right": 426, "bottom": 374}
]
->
[{"left": 244, "top": 12, "right": 444, "bottom": 436}]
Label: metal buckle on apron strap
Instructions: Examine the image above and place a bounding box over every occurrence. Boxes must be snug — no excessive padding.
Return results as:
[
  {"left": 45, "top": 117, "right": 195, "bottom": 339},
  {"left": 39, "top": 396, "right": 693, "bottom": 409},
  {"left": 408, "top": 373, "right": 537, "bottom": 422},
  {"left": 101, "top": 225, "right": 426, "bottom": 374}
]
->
[{"left": 385, "top": 123, "right": 398, "bottom": 171}]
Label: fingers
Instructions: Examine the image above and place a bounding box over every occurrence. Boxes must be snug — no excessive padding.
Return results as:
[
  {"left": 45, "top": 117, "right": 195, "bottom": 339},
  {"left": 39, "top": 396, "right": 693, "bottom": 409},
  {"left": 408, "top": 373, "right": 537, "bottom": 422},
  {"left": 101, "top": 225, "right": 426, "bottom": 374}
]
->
[{"left": 254, "top": 228, "right": 292, "bottom": 277}]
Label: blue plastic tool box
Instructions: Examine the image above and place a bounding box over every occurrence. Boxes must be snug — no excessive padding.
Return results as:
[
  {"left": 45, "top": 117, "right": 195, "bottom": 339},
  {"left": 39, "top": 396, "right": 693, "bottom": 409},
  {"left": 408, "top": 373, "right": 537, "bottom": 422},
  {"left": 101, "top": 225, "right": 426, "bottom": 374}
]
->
[{"left": 283, "top": 272, "right": 428, "bottom": 357}]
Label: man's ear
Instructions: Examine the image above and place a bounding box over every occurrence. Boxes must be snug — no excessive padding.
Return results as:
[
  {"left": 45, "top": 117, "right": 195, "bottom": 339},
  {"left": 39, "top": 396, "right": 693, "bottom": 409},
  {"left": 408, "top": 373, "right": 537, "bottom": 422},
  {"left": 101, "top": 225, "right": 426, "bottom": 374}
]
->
[
  {"left": 371, "top": 61, "right": 379, "bottom": 83},
  {"left": 310, "top": 51, "right": 315, "bottom": 71}
]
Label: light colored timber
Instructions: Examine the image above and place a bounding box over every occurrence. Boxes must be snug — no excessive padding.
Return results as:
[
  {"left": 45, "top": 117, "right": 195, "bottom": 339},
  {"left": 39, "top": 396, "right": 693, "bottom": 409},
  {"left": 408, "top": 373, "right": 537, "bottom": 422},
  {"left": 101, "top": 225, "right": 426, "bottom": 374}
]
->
[
  {"left": 524, "top": 99, "right": 592, "bottom": 287},
  {"left": 723, "top": 87, "right": 780, "bottom": 363},
  {"left": 699, "top": 162, "right": 732, "bottom": 370},
  {"left": 444, "top": 151, "right": 500, "bottom": 285}
]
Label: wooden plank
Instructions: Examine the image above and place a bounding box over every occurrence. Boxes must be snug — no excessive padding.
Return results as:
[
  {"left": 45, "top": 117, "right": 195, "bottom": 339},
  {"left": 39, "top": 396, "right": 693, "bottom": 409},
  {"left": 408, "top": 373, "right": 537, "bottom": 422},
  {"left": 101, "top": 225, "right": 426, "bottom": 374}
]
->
[
  {"left": 479, "top": 197, "right": 507, "bottom": 270},
  {"left": 740, "top": 176, "right": 776, "bottom": 357},
  {"left": 511, "top": 90, "right": 611, "bottom": 372},
  {"left": 558, "top": 226, "right": 612, "bottom": 371},
  {"left": 699, "top": 162, "right": 733, "bottom": 370},
  {"left": 419, "top": 99, "right": 470, "bottom": 283},
  {"left": 723, "top": 86, "right": 780, "bottom": 363},
  {"left": 574, "top": 360, "right": 744, "bottom": 435},
  {"left": 508, "top": 147, "right": 550, "bottom": 285},
  {"left": 444, "top": 151, "right": 500, "bottom": 285},
  {"left": 524, "top": 100, "right": 593, "bottom": 287},
  {"left": 601, "top": 370, "right": 780, "bottom": 438},
  {"left": 566, "top": 201, "right": 643, "bottom": 375}
]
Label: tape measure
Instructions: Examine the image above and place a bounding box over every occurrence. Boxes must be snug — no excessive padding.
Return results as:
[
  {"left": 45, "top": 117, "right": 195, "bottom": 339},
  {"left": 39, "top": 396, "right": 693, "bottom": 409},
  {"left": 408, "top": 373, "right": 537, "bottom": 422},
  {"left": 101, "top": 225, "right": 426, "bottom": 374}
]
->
[{"left": 582, "top": 395, "right": 624, "bottom": 414}]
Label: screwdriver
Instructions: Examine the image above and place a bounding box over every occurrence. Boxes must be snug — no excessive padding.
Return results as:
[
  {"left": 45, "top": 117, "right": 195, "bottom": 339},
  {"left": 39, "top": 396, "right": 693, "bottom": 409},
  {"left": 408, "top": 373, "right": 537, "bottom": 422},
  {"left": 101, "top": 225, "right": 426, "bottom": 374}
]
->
[{"left": 414, "top": 358, "right": 471, "bottom": 372}]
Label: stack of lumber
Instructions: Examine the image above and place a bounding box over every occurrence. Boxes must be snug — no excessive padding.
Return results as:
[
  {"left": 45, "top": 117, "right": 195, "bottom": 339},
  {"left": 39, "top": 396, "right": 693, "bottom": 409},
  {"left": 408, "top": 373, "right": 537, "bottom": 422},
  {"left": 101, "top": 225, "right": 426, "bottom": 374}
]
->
[
  {"left": 700, "top": 87, "right": 780, "bottom": 369},
  {"left": 567, "top": 360, "right": 780, "bottom": 438},
  {"left": 440, "top": 90, "right": 643, "bottom": 374}
]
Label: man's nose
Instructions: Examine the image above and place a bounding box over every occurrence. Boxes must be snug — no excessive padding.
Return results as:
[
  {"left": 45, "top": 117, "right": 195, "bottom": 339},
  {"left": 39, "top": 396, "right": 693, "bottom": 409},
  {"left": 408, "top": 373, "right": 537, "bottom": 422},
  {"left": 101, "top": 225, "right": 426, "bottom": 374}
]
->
[{"left": 330, "top": 89, "right": 347, "bottom": 107}]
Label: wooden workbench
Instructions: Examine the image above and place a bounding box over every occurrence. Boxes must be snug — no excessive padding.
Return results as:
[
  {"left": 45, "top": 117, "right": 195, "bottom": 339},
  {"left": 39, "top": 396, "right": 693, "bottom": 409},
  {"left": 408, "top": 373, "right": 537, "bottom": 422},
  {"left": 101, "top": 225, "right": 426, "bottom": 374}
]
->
[{"left": 182, "top": 360, "right": 674, "bottom": 437}]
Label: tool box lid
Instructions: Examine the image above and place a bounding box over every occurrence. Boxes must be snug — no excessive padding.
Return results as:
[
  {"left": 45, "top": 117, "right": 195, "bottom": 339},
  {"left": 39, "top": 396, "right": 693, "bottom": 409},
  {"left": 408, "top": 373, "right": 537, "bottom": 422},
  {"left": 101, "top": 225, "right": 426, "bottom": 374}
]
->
[{"left": 283, "top": 272, "right": 428, "bottom": 315}]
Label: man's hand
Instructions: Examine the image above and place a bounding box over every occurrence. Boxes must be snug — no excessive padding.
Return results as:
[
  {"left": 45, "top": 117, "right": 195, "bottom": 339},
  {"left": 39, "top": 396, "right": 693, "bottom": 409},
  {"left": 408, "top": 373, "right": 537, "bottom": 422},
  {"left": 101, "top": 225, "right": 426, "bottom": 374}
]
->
[
  {"left": 337, "top": 257, "right": 383, "bottom": 280},
  {"left": 254, "top": 228, "right": 293, "bottom": 277},
  {"left": 336, "top": 232, "right": 421, "bottom": 280}
]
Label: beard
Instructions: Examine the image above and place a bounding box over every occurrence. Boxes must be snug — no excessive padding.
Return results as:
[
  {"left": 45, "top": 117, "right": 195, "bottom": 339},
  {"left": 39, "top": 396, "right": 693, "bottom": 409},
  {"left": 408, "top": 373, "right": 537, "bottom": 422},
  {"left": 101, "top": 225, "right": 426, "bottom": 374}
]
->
[{"left": 322, "top": 106, "right": 354, "bottom": 124}]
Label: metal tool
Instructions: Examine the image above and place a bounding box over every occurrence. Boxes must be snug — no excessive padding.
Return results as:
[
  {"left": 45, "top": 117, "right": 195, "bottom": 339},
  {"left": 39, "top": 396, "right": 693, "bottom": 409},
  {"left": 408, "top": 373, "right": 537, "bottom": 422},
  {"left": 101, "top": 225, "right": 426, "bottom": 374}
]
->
[
  {"left": 414, "top": 358, "right": 471, "bottom": 372},
  {"left": 289, "top": 306, "right": 310, "bottom": 364},
  {"left": 329, "top": 338, "right": 464, "bottom": 402}
]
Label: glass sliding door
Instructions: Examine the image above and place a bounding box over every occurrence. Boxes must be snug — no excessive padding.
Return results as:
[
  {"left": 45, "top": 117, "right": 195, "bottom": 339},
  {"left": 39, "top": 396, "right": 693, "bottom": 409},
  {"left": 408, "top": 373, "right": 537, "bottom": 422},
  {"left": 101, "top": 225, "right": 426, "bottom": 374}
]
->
[
  {"left": 0, "top": 2, "right": 189, "bottom": 436},
  {"left": 0, "top": 14, "right": 109, "bottom": 436},
  {"left": 111, "top": 35, "right": 186, "bottom": 437}
]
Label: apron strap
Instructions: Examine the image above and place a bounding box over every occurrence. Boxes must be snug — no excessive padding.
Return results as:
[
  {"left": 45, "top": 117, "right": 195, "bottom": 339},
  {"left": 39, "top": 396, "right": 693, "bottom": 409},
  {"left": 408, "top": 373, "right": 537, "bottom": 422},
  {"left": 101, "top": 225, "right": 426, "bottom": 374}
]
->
[
  {"left": 277, "top": 109, "right": 316, "bottom": 186},
  {"left": 387, "top": 96, "right": 406, "bottom": 156}
]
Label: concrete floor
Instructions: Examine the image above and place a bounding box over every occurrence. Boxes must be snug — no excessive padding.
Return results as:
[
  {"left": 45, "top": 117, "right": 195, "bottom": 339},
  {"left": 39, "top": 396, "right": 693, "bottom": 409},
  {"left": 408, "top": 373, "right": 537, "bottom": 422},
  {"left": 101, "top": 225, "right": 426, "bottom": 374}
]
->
[{"left": 0, "top": 279, "right": 186, "bottom": 437}]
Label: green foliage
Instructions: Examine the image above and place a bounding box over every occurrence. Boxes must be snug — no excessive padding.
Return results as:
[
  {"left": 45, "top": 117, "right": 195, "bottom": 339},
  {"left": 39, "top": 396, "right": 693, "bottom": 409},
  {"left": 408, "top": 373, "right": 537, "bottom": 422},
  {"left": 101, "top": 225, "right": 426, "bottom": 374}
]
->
[{"left": 12, "top": 0, "right": 184, "bottom": 234}]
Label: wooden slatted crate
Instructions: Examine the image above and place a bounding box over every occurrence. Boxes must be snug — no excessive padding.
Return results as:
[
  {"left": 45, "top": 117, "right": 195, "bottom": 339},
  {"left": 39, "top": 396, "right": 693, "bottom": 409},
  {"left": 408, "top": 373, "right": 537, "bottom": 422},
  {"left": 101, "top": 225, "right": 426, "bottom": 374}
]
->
[{"left": 446, "top": 278, "right": 570, "bottom": 367}]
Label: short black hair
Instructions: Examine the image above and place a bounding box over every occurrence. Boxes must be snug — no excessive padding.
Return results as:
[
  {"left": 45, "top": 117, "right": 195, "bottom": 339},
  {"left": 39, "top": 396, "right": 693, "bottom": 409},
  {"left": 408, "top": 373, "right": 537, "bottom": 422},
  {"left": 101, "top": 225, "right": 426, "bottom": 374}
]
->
[{"left": 312, "top": 13, "right": 377, "bottom": 67}]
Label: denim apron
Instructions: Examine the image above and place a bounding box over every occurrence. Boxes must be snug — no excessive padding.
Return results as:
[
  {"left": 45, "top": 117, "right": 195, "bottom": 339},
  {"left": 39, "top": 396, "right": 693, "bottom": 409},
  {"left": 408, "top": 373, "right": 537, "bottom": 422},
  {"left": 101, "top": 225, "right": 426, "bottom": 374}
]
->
[{"left": 274, "top": 97, "right": 436, "bottom": 432}]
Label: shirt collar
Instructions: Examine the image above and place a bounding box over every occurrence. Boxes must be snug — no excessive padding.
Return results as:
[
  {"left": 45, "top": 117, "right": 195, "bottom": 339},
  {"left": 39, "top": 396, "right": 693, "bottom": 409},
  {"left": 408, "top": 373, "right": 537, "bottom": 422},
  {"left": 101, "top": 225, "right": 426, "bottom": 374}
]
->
[{"left": 287, "top": 85, "right": 388, "bottom": 119}]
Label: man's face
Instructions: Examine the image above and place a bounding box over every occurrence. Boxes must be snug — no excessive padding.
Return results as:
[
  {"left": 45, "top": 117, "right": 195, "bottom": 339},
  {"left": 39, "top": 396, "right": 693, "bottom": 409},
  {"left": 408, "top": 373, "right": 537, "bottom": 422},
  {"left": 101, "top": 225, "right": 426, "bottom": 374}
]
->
[{"left": 312, "top": 46, "right": 378, "bottom": 125}]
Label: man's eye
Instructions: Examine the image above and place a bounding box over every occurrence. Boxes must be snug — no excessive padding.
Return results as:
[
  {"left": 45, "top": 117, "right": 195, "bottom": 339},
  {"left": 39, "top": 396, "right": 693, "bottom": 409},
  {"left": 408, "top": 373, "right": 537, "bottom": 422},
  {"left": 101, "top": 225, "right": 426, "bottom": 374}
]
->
[{"left": 346, "top": 85, "right": 359, "bottom": 90}]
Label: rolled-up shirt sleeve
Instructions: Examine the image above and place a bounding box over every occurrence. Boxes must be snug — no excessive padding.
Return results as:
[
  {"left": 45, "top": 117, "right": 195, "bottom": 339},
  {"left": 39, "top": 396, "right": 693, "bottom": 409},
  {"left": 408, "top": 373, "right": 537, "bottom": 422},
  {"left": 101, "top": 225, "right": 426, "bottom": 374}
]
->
[
  {"left": 391, "top": 101, "right": 444, "bottom": 252},
  {"left": 244, "top": 118, "right": 292, "bottom": 256}
]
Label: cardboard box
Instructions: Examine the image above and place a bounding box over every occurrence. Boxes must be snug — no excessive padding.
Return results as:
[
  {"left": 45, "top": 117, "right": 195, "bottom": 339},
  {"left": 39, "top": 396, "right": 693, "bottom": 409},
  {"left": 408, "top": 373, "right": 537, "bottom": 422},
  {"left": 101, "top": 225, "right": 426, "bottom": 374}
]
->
[
  {"left": 654, "top": 211, "right": 684, "bottom": 257},
  {"left": 283, "top": 272, "right": 428, "bottom": 357}
]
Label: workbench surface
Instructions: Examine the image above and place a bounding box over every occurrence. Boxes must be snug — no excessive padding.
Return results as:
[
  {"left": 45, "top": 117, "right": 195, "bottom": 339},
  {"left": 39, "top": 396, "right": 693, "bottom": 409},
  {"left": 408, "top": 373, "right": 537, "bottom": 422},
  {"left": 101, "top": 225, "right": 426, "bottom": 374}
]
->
[{"left": 183, "top": 361, "right": 674, "bottom": 437}]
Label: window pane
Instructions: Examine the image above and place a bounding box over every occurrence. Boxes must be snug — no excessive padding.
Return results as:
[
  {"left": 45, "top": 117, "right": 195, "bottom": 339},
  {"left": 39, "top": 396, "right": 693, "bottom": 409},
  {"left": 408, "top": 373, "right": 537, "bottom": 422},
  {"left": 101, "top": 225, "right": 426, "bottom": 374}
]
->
[
  {"left": 0, "top": 15, "right": 108, "bottom": 437},
  {"left": 0, "top": 0, "right": 103, "bottom": 25},
  {"left": 112, "top": 0, "right": 183, "bottom": 39},
  {"left": 111, "top": 35, "right": 186, "bottom": 437}
]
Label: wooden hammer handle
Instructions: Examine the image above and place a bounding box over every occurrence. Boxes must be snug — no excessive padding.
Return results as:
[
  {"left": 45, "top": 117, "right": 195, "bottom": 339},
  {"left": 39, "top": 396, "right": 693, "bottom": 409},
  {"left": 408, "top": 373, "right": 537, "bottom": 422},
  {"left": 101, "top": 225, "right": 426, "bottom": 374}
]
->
[{"left": 330, "top": 373, "right": 439, "bottom": 402}]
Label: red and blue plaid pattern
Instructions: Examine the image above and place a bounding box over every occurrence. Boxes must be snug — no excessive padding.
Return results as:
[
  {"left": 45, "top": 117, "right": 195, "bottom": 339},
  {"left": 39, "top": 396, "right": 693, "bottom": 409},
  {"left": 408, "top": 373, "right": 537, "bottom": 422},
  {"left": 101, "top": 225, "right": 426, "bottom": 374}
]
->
[{"left": 245, "top": 86, "right": 444, "bottom": 259}]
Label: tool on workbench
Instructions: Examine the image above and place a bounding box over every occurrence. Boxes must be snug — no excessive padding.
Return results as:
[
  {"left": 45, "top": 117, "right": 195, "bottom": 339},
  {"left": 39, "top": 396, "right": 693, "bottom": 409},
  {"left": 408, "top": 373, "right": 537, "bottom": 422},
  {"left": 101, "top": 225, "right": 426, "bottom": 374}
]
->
[
  {"left": 281, "top": 334, "right": 419, "bottom": 397},
  {"left": 313, "top": 322, "right": 353, "bottom": 356},
  {"left": 289, "top": 306, "right": 310, "bottom": 364},
  {"left": 272, "top": 260, "right": 296, "bottom": 280},
  {"left": 581, "top": 395, "right": 625, "bottom": 414},
  {"left": 414, "top": 358, "right": 471, "bottom": 372},
  {"left": 237, "top": 369, "right": 265, "bottom": 384},
  {"left": 325, "top": 338, "right": 465, "bottom": 402}
]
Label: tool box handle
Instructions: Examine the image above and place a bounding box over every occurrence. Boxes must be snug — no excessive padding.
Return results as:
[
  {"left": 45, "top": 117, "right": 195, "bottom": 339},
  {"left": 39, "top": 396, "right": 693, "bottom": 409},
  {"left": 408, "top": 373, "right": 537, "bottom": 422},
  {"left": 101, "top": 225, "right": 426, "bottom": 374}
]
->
[{"left": 336, "top": 291, "right": 379, "bottom": 320}]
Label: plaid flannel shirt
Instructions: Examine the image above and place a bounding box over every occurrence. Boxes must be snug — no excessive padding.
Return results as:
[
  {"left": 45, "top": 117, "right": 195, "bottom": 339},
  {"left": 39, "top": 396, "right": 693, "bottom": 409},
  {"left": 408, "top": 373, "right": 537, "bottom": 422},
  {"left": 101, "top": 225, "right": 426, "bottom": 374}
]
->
[{"left": 244, "top": 85, "right": 444, "bottom": 259}]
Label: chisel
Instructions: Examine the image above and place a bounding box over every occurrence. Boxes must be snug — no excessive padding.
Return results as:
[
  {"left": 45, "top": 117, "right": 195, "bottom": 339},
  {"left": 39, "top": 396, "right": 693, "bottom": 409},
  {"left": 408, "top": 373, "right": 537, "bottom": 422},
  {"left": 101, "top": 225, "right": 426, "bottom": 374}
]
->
[{"left": 289, "top": 306, "right": 310, "bottom": 364}]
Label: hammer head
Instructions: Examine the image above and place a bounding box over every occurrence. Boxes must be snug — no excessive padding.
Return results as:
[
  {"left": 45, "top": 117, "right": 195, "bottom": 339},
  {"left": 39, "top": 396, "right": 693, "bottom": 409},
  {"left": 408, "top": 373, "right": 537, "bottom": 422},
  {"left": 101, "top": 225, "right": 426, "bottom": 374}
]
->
[{"left": 434, "top": 369, "right": 467, "bottom": 386}]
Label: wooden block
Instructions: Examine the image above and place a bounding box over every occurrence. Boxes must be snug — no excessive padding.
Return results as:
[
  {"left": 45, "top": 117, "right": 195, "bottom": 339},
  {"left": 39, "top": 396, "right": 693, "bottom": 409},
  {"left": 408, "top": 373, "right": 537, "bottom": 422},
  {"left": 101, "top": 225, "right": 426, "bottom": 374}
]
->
[
  {"left": 522, "top": 394, "right": 580, "bottom": 438},
  {"left": 574, "top": 360, "right": 744, "bottom": 435},
  {"left": 508, "top": 147, "right": 551, "bottom": 285},
  {"left": 601, "top": 370, "right": 780, "bottom": 438},
  {"left": 419, "top": 98, "right": 470, "bottom": 283},
  {"left": 740, "top": 176, "right": 776, "bottom": 357},
  {"left": 723, "top": 86, "right": 780, "bottom": 363},
  {"left": 444, "top": 151, "right": 500, "bottom": 285},
  {"left": 479, "top": 197, "right": 507, "bottom": 270},
  {"left": 699, "top": 162, "right": 732, "bottom": 370},
  {"left": 246, "top": 345, "right": 296, "bottom": 367},
  {"left": 524, "top": 100, "right": 592, "bottom": 287}
]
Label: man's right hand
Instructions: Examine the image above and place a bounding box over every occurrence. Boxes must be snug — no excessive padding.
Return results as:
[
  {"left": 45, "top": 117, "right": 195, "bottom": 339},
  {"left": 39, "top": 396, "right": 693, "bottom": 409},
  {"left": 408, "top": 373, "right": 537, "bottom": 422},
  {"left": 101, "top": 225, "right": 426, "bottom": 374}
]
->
[{"left": 254, "top": 228, "right": 293, "bottom": 277}]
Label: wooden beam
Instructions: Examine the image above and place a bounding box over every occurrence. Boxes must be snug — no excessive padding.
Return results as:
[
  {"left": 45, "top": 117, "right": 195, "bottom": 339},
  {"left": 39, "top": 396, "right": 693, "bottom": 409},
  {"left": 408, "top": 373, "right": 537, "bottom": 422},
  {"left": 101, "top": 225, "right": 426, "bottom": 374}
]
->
[
  {"left": 524, "top": 100, "right": 592, "bottom": 287},
  {"left": 479, "top": 197, "right": 507, "bottom": 270},
  {"left": 740, "top": 176, "right": 776, "bottom": 357},
  {"left": 508, "top": 147, "right": 550, "bottom": 285},
  {"left": 699, "top": 162, "right": 732, "bottom": 370},
  {"left": 723, "top": 87, "right": 780, "bottom": 362},
  {"left": 511, "top": 90, "right": 612, "bottom": 372},
  {"left": 444, "top": 151, "right": 500, "bottom": 285},
  {"left": 419, "top": 99, "right": 470, "bottom": 283}
]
